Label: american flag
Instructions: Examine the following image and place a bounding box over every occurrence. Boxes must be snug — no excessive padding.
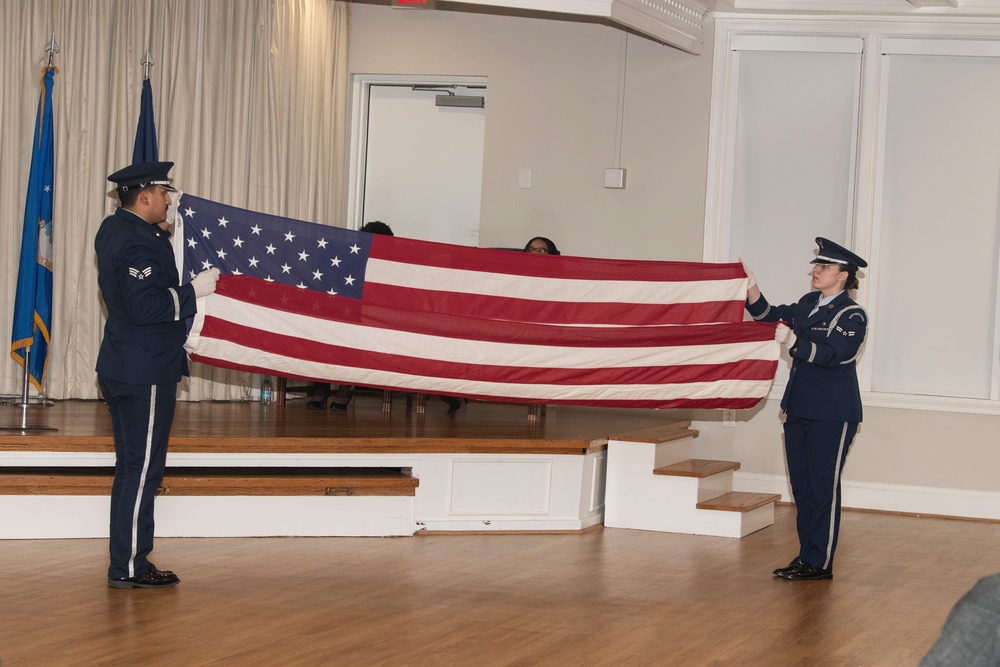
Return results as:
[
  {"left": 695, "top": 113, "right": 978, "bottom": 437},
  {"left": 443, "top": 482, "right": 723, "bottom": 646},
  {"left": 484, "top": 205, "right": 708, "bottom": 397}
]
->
[{"left": 177, "top": 195, "right": 778, "bottom": 409}]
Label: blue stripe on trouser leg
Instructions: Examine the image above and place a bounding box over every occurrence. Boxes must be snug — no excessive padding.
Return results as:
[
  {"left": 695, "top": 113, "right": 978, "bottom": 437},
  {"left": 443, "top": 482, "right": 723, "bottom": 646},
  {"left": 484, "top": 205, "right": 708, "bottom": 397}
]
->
[{"left": 100, "top": 376, "right": 176, "bottom": 580}]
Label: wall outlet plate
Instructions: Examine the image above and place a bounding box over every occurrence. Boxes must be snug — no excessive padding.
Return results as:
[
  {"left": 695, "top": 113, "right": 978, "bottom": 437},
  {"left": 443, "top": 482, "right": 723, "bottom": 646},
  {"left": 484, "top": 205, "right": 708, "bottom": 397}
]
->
[{"left": 604, "top": 167, "right": 626, "bottom": 189}]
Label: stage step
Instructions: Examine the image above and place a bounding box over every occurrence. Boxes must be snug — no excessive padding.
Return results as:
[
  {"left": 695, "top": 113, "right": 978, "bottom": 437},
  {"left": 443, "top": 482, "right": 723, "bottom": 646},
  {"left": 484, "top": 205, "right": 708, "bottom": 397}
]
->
[
  {"left": 654, "top": 459, "right": 741, "bottom": 478},
  {"left": 605, "top": 425, "right": 780, "bottom": 538},
  {"left": 696, "top": 491, "right": 782, "bottom": 512},
  {"left": 0, "top": 466, "right": 420, "bottom": 538},
  {"left": 609, "top": 420, "right": 697, "bottom": 445},
  {"left": 0, "top": 467, "right": 418, "bottom": 497},
  {"left": 0, "top": 399, "right": 649, "bottom": 538}
]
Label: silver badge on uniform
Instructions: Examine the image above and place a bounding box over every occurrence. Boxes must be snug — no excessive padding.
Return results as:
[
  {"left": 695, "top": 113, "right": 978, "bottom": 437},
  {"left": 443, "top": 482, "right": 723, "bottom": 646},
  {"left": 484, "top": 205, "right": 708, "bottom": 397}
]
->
[{"left": 129, "top": 267, "right": 153, "bottom": 280}]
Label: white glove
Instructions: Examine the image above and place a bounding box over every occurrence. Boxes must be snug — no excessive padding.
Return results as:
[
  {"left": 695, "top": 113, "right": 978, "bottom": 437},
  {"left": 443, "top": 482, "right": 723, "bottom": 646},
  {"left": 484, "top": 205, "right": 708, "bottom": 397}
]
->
[
  {"left": 775, "top": 323, "right": 796, "bottom": 349},
  {"left": 739, "top": 257, "right": 757, "bottom": 290},
  {"left": 191, "top": 268, "right": 221, "bottom": 298}
]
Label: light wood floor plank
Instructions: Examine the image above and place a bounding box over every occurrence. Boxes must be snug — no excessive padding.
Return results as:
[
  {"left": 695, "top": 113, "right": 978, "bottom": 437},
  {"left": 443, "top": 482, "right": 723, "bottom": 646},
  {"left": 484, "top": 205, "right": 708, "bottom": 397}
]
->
[{"left": 0, "top": 506, "right": 996, "bottom": 666}]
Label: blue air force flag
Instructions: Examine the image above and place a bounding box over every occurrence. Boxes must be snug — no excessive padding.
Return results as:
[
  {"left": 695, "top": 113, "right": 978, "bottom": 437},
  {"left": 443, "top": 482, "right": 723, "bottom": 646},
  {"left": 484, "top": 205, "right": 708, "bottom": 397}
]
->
[{"left": 10, "top": 66, "right": 56, "bottom": 392}]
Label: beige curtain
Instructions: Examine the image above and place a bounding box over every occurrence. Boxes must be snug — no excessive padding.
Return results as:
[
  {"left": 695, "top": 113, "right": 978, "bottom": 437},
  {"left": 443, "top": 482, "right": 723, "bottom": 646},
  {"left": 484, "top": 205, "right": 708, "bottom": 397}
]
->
[{"left": 0, "top": 0, "right": 350, "bottom": 401}]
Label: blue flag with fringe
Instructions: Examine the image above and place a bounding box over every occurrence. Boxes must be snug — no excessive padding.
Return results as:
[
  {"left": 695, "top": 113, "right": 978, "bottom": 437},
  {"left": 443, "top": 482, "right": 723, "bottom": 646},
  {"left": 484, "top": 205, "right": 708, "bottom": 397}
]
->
[{"left": 10, "top": 66, "right": 56, "bottom": 392}]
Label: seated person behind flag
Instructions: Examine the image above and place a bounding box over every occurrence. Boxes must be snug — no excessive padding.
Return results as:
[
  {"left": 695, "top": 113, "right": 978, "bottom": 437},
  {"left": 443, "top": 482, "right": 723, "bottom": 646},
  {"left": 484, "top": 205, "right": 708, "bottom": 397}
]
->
[
  {"left": 523, "top": 236, "right": 560, "bottom": 255},
  {"left": 306, "top": 221, "right": 461, "bottom": 413},
  {"left": 305, "top": 382, "right": 347, "bottom": 410}
]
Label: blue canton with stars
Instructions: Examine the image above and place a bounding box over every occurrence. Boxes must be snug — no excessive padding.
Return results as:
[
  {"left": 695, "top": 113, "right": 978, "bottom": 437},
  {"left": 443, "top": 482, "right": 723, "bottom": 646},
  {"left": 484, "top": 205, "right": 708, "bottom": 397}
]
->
[{"left": 180, "top": 195, "right": 372, "bottom": 299}]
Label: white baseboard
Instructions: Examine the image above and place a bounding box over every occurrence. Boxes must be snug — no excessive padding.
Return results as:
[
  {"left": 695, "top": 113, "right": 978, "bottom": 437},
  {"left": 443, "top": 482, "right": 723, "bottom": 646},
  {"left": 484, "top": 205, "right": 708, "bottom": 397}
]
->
[
  {"left": 734, "top": 472, "right": 1000, "bottom": 521},
  {"left": 415, "top": 513, "right": 603, "bottom": 533}
]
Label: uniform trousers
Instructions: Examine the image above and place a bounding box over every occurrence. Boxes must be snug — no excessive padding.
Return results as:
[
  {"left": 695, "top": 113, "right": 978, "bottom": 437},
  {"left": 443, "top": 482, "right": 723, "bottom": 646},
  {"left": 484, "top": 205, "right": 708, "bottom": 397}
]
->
[
  {"left": 99, "top": 376, "right": 177, "bottom": 580},
  {"left": 783, "top": 415, "right": 858, "bottom": 572}
]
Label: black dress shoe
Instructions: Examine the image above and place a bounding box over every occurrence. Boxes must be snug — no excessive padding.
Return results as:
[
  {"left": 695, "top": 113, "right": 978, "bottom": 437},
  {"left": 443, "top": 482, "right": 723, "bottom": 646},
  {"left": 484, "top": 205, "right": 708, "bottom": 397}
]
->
[
  {"left": 108, "top": 565, "right": 180, "bottom": 589},
  {"left": 306, "top": 400, "right": 326, "bottom": 410},
  {"left": 441, "top": 396, "right": 462, "bottom": 414},
  {"left": 780, "top": 562, "right": 833, "bottom": 581},
  {"left": 773, "top": 557, "right": 806, "bottom": 577},
  {"left": 330, "top": 402, "right": 349, "bottom": 411}
]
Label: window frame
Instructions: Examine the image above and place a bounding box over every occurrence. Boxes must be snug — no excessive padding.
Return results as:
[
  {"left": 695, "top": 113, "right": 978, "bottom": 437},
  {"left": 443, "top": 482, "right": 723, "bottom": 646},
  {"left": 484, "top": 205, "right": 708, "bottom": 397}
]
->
[{"left": 706, "top": 18, "right": 1000, "bottom": 416}]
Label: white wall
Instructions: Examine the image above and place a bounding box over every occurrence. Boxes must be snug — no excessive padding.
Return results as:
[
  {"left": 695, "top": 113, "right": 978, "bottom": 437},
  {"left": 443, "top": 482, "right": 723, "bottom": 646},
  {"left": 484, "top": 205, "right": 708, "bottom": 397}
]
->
[
  {"left": 347, "top": 4, "right": 715, "bottom": 261},
  {"left": 347, "top": 5, "right": 1000, "bottom": 520}
]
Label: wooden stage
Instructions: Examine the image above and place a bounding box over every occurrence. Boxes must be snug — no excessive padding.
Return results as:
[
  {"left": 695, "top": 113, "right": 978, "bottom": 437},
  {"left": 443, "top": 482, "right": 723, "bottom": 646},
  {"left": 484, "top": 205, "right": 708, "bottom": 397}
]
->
[
  {"left": 0, "top": 393, "right": 685, "bottom": 454},
  {"left": 0, "top": 394, "right": 709, "bottom": 539}
]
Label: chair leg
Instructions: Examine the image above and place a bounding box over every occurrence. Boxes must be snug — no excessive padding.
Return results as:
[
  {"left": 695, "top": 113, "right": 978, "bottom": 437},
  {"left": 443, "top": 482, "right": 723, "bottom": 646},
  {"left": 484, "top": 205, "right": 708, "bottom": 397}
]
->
[
  {"left": 382, "top": 390, "right": 393, "bottom": 412},
  {"left": 416, "top": 394, "right": 427, "bottom": 415}
]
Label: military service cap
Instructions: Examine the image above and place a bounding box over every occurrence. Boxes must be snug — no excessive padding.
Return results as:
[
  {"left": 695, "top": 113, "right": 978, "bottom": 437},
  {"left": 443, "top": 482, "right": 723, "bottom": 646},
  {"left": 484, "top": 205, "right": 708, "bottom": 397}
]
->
[
  {"left": 811, "top": 237, "right": 867, "bottom": 268},
  {"left": 107, "top": 161, "right": 176, "bottom": 192}
]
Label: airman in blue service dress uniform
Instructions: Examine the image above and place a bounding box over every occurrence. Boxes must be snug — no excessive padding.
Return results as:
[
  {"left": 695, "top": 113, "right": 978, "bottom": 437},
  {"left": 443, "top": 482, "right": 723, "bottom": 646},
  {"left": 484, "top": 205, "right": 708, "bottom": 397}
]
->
[
  {"left": 96, "top": 161, "right": 219, "bottom": 588},
  {"left": 743, "top": 238, "right": 869, "bottom": 581}
]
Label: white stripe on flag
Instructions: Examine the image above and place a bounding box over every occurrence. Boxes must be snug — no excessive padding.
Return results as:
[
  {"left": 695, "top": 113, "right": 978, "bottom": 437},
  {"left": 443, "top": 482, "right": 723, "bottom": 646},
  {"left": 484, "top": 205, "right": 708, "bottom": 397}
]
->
[
  {"left": 366, "top": 258, "right": 747, "bottom": 305},
  {"left": 189, "top": 296, "right": 777, "bottom": 370},
  {"left": 192, "top": 338, "right": 774, "bottom": 403},
  {"left": 186, "top": 293, "right": 778, "bottom": 407}
]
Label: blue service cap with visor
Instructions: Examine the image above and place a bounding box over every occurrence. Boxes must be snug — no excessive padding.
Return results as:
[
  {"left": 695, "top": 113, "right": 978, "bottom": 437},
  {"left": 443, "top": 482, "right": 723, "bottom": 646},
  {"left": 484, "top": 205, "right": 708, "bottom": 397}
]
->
[
  {"left": 107, "top": 161, "right": 177, "bottom": 192},
  {"left": 810, "top": 237, "right": 867, "bottom": 268}
]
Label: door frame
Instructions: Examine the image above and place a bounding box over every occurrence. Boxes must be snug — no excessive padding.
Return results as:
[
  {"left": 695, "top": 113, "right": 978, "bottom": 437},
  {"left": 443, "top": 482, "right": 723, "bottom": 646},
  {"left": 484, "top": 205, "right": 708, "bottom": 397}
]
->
[{"left": 345, "top": 73, "right": 488, "bottom": 233}]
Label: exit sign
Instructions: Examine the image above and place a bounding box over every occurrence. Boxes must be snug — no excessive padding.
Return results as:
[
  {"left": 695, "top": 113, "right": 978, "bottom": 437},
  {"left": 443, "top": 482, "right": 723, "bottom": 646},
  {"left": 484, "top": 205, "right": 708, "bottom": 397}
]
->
[{"left": 391, "top": 0, "right": 436, "bottom": 7}]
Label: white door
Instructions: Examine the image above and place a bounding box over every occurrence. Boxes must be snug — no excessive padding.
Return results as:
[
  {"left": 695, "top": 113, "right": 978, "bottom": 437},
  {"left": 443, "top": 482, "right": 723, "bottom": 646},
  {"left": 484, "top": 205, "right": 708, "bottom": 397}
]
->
[{"left": 350, "top": 77, "right": 486, "bottom": 246}]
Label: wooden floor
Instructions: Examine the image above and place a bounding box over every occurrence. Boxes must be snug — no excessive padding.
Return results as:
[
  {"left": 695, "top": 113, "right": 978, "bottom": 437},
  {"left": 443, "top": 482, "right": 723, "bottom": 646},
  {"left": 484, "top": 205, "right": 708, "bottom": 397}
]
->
[
  {"left": 0, "top": 506, "right": 995, "bottom": 666},
  {"left": 0, "top": 397, "right": 994, "bottom": 665}
]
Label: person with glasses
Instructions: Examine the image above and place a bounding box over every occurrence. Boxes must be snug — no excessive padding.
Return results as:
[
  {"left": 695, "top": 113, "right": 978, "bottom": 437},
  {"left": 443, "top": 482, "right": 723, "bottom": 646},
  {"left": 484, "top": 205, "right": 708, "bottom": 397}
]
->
[
  {"left": 523, "top": 237, "right": 560, "bottom": 255},
  {"left": 743, "top": 237, "right": 869, "bottom": 582}
]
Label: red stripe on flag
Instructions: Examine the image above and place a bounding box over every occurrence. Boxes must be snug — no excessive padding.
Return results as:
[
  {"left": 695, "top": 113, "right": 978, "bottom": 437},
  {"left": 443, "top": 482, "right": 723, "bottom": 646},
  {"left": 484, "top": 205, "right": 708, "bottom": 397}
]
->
[
  {"left": 188, "top": 343, "right": 768, "bottom": 411},
  {"left": 370, "top": 236, "right": 746, "bottom": 283},
  {"left": 188, "top": 350, "right": 770, "bottom": 410},
  {"left": 363, "top": 284, "right": 745, "bottom": 326},
  {"left": 199, "top": 315, "right": 777, "bottom": 386},
  {"left": 216, "top": 277, "right": 772, "bottom": 348}
]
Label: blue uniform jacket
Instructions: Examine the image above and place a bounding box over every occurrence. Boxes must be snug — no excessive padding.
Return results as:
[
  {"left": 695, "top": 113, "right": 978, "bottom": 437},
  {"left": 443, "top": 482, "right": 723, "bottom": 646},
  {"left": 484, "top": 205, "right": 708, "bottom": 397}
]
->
[
  {"left": 747, "top": 291, "right": 867, "bottom": 422},
  {"left": 95, "top": 208, "right": 197, "bottom": 385}
]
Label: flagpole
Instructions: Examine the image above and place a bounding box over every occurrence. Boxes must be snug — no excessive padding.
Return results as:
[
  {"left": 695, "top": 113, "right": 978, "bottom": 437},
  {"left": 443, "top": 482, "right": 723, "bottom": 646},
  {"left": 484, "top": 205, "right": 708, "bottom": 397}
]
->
[
  {"left": 1, "top": 35, "right": 59, "bottom": 431},
  {"left": 0, "top": 349, "right": 57, "bottom": 431},
  {"left": 1, "top": 348, "right": 53, "bottom": 408},
  {"left": 132, "top": 47, "right": 158, "bottom": 164},
  {"left": 141, "top": 48, "right": 153, "bottom": 80}
]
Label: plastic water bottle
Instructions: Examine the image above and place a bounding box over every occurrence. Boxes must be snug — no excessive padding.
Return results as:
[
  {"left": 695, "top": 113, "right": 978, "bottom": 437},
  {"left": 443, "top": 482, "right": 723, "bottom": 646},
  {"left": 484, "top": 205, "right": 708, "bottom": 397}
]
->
[{"left": 260, "top": 377, "right": 273, "bottom": 405}]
